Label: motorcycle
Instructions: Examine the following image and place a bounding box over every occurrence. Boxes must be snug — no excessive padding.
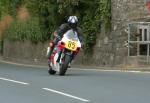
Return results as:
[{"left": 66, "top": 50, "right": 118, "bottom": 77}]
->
[{"left": 47, "top": 29, "right": 82, "bottom": 76}]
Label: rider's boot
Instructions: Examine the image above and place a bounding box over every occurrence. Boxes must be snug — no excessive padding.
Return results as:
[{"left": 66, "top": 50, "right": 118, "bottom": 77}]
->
[
  {"left": 68, "top": 54, "right": 76, "bottom": 68},
  {"left": 68, "top": 63, "right": 71, "bottom": 68}
]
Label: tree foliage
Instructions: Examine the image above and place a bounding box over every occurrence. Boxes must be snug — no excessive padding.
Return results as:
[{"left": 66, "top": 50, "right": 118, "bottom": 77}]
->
[
  {"left": 6, "top": 18, "right": 43, "bottom": 43},
  {"left": 0, "top": 0, "right": 111, "bottom": 54}
]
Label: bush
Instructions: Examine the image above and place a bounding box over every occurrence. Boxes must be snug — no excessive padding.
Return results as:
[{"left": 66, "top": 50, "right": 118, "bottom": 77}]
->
[
  {"left": 6, "top": 18, "right": 44, "bottom": 43},
  {"left": 3, "top": 0, "right": 111, "bottom": 54}
]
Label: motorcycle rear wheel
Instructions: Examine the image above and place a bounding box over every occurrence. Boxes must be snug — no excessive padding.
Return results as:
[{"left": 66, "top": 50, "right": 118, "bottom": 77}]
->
[{"left": 48, "top": 65, "right": 56, "bottom": 75}]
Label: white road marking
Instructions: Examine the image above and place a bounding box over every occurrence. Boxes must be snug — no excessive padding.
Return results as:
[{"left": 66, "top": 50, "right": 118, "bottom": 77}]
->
[
  {"left": 0, "top": 77, "right": 29, "bottom": 85},
  {"left": 43, "top": 88, "right": 90, "bottom": 102}
]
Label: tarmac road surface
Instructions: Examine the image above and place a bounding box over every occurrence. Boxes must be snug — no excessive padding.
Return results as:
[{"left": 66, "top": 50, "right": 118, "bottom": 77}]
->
[{"left": 0, "top": 61, "right": 150, "bottom": 103}]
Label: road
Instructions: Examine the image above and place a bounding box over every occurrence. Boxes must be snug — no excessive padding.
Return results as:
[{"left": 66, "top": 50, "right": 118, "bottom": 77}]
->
[{"left": 0, "top": 61, "right": 150, "bottom": 103}]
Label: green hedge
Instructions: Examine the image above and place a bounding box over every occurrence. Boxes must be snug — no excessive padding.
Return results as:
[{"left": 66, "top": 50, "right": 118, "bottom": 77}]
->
[
  {"left": 1, "top": 0, "right": 111, "bottom": 54},
  {"left": 6, "top": 18, "right": 44, "bottom": 43}
]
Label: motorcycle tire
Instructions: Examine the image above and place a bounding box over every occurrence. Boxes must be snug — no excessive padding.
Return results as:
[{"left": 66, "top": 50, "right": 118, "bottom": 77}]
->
[{"left": 59, "top": 54, "right": 71, "bottom": 76}]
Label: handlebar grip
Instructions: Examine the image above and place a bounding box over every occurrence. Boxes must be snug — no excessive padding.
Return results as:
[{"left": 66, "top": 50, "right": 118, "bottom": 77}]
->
[{"left": 56, "top": 36, "right": 61, "bottom": 40}]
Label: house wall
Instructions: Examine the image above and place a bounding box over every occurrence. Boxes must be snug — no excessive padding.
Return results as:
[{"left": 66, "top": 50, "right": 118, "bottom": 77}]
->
[{"left": 91, "top": 0, "right": 150, "bottom": 67}]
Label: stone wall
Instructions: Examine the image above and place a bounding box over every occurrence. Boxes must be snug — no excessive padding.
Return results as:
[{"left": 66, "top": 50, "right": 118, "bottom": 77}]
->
[
  {"left": 3, "top": 40, "right": 85, "bottom": 66},
  {"left": 3, "top": 40, "right": 48, "bottom": 65},
  {"left": 111, "top": 0, "right": 150, "bottom": 67},
  {"left": 87, "top": 0, "right": 150, "bottom": 67}
]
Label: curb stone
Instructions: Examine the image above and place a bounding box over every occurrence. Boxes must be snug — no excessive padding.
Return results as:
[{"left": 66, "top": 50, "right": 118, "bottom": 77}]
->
[{"left": 1, "top": 57, "right": 150, "bottom": 73}]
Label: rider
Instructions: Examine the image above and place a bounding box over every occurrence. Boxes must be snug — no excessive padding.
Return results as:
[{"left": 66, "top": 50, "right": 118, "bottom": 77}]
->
[{"left": 47, "top": 16, "right": 84, "bottom": 65}]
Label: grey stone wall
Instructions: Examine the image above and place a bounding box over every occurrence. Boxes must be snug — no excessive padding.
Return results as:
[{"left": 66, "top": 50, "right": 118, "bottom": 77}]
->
[
  {"left": 3, "top": 40, "right": 85, "bottom": 66},
  {"left": 111, "top": 0, "right": 150, "bottom": 66},
  {"left": 90, "top": 0, "right": 150, "bottom": 67},
  {"left": 3, "top": 40, "right": 48, "bottom": 65}
]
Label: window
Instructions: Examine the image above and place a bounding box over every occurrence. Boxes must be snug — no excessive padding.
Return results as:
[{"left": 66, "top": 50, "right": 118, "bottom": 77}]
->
[{"left": 128, "top": 22, "right": 150, "bottom": 62}]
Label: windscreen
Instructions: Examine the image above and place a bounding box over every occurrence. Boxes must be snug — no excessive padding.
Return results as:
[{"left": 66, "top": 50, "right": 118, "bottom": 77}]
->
[{"left": 65, "top": 30, "right": 79, "bottom": 41}]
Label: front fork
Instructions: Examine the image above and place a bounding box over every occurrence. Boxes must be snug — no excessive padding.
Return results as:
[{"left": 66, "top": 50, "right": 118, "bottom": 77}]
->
[
  {"left": 57, "top": 49, "right": 74, "bottom": 64},
  {"left": 56, "top": 51, "right": 62, "bottom": 63}
]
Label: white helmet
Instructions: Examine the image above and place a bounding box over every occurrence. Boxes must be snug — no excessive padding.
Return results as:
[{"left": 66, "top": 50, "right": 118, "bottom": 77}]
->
[{"left": 68, "top": 16, "right": 78, "bottom": 28}]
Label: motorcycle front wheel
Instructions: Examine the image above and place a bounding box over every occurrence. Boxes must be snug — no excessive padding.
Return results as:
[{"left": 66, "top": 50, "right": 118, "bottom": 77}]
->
[{"left": 59, "top": 54, "right": 71, "bottom": 76}]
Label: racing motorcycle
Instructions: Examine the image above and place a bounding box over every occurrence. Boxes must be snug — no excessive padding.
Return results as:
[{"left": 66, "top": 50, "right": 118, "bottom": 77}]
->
[{"left": 47, "top": 29, "right": 82, "bottom": 76}]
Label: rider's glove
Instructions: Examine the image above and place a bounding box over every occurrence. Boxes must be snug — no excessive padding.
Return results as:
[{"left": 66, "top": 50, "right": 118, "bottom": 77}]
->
[
  {"left": 55, "top": 35, "right": 61, "bottom": 44},
  {"left": 57, "top": 36, "right": 61, "bottom": 41}
]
